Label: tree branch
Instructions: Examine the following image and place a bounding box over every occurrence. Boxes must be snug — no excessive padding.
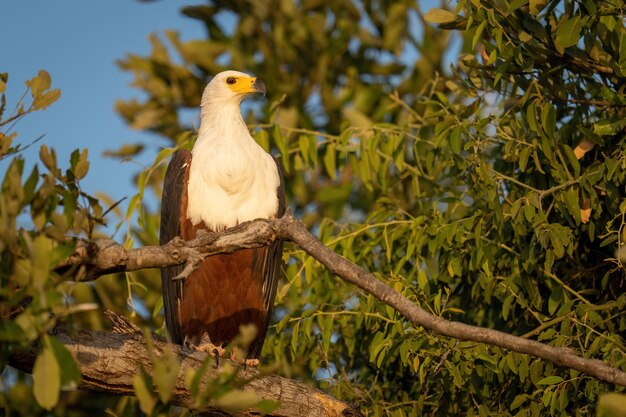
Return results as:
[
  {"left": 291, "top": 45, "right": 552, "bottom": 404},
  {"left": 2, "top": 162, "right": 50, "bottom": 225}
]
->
[
  {"left": 55, "top": 220, "right": 277, "bottom": 281},
  {"left": 55, "top": 214, "right": 626, "bottom": 387},
  {"left": 9, "top": 315, "right": 361, "bottom": 417}
]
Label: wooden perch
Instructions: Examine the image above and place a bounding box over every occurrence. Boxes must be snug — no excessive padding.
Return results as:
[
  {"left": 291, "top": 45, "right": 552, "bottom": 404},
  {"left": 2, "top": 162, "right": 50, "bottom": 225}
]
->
[
  {"left": 9, "top": 313, "right": 361, "bottom": 417},
  {"left": 55, "top": 220, "right": 276, "bottom": 281},
  {"left": 53, "top": 213, "right": 626, "bottom": 388}
]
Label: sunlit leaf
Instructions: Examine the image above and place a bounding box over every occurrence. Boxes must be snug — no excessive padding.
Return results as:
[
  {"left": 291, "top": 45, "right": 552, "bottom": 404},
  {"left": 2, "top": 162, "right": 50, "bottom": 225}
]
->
[
  {"left": 33, "top": 347, "right": 61, "bottom": 410},
  {"left": 424, "top": 8, "right": 457, "bottom": 24},
  {"left": 537, "top": 375, "right": 563, "bottom": 385},
  {"left": 555, "top": 16, "right": 583, "bottom": 50},
  {"left": 45, "top": 335, "right": 82, "bottom": 389},
  {"left": 133, "top": 370, "right": 156, "bottom": 415}
]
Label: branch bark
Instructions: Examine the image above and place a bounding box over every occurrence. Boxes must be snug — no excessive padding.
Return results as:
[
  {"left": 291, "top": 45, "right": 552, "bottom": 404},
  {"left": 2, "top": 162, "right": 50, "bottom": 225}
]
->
[
  {"left": 55, "top": 214, "right": 626, "bottom": 388},
  {"left": 55, "top": 220, "right": 276, "bottom": 281},
  {"left": 9, "top": 315, "right": 361, "bottom": 417}
]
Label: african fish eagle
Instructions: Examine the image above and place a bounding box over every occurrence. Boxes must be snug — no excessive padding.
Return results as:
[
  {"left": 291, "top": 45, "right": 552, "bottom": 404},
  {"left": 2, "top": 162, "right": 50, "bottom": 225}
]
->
[{"left": 160, "top": 70, "right": 285, "bottom": 363}]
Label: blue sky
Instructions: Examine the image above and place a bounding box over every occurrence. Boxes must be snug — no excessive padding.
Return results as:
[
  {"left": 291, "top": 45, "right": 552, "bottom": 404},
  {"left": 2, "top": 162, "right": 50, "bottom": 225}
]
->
[
  {"left": 1, "top": 1, "right": 205, "bottom": 233},
  {"left": 2, "top": 1, "right": 454, "bottom": 237}
]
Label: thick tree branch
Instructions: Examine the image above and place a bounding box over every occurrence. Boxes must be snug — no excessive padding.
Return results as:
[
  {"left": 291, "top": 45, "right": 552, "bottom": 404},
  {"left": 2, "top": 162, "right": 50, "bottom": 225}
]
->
[
  {"left": 56, "top": 214, "right": 626, "bottom": 387},
  {"left": 55, "top": 221, "right": 276, "bottom": 281},
  {"left": 9, "top": 317, "right": 360, "bottom": 417}
]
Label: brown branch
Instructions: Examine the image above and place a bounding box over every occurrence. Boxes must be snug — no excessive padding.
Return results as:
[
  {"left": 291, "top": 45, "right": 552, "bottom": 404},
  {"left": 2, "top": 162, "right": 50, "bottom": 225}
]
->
[
  {"left": 55, "top": 214, "right": 626, "bottom": 387},
  {"left": 9, "top": 317, "right": 360, "bottom": 417},
  {"left": 55, "top": 220, "right": 277, "bottom": 281}
]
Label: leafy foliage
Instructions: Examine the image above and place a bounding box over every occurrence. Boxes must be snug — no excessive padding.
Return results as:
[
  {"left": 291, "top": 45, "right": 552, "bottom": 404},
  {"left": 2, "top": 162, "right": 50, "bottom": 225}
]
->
[
  {"left": 0, "top": 71, "right": 106, "bottom": 413},
  {"left": 114, "top": 0, "right": 626, "bottom": 415},
  {"left": 1, "top": 0, "right": 625, "bottom": 416}
]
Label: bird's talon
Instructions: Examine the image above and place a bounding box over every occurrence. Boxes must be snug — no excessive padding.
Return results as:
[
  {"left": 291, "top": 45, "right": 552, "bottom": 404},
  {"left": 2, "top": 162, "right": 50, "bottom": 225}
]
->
[{"left": 213, "top": 348, "right": 220, "bottom": 368}]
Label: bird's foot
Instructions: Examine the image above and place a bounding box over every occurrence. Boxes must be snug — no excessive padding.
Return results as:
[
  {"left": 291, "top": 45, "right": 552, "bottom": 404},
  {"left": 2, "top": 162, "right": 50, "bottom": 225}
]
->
[
  {"left": 198, "top": 343, "right": 225, "bottom": 356},
  {"left": 243, "top": 358, "right": 260, "bottom": 368},
  {"left": 228, "top": 351, "right": 259, "bottom": 368},
  {"left": 192, "top": 342, "right": 225, "bottom": 368}
]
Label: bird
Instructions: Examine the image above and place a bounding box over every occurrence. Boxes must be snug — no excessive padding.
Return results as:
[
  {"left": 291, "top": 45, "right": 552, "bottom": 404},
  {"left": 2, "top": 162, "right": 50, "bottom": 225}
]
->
[{"left": 159, "top": 70, "right": 285, "bottom": 365}]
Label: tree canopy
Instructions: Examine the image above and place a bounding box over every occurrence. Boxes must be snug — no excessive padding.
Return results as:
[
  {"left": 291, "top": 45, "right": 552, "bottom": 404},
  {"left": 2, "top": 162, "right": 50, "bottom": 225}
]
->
[{"left": 1, "top": 1, "right": 626, "bottom": 416}]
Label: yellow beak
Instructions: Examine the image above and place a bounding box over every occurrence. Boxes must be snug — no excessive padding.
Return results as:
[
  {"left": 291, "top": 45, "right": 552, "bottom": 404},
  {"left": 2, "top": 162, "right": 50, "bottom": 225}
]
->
[{"left": 230, "top": 76, "right": 266, "bottom": 96}]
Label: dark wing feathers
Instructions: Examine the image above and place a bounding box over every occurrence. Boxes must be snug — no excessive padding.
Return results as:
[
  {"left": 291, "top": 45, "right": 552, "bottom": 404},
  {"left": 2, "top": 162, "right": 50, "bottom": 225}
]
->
[
  {"left": 160, "top": 149, "right": 192, "bottom": 344},
  {"left": 248, "top": 157, "right": 286, "bottom": 358}
]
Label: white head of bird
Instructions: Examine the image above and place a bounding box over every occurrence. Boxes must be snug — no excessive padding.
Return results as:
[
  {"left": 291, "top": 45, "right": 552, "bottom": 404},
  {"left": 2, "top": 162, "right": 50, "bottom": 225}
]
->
[
  {"left": 187, "top": 70, "right": 280, "bottom": 230},
  {"left": 201, "top": 70, "right": 265, "bottom": 109},
  {"left": 198, "top": 70, "right": 266, "bottom": 137}
]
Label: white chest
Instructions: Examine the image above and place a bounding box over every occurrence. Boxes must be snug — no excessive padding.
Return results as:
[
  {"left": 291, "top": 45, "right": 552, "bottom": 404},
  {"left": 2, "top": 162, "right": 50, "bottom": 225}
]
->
[{"left": 186, "top": 136, "right": 280, "bottom": 231}]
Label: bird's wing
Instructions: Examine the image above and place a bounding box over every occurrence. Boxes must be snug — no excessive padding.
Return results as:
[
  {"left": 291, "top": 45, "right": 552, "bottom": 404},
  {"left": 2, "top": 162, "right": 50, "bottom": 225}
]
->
[
  {"left": 248, "top": 157, "right": 286, "bottom": 358},
  {"left": 160, "top": 149, "right": 192, "bottom": 344}
]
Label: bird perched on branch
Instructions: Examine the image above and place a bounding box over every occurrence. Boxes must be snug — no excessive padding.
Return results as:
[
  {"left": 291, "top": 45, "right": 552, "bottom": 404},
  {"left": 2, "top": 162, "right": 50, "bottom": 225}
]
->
[{"left": 159, "top": 70, "right": 285, "bottom": 365}]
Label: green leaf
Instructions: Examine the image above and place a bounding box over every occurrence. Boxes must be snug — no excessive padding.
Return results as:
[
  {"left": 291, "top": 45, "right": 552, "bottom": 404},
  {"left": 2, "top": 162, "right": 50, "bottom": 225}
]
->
[
  {"left": 555, "top": 16, "right": 583, "bottom": 50},
  {"left": 472, "top": 21, "right": 487, "bottom": 49},
  {"left": 45, "top": 335, "right": 81, "bottom": 389},
  {"left": 541, "top": 103, "right": 556, "bottom": 137},
  {"left": 424, "top": 8, "right": 457, "bottom": 24},
  {"left": 133, "top": 370, "right": 156, "bottom": 415},
  {"left": 297, "top": 135, "right": 310, "bottom": 166},
  {"left": 186, "top": 354, "right": 210, "bottom": 398},
  {"left": 0, "top": 319, "right": 25, "bottom": 342},
  {"left": 153, "top": 347, "right": 179, "bottom": 404},
  {"left": 33, "top": 89, "right": 61, "bottom": 110},
  {"left": 39, "top": 145, "right": 58, "bottom": 175},
  {"left": 445, "top": 362, "right": 463, "bottom": 388},
  {"left": 449, "top": 125, "right": 462, "bottom": 154},
  {"left": 526, "top": 102, "right": 539, "bottom": 133},
  {"left": 73, "top": 149, "right": 90, "bottom": 180},
  {"left": 23, "top": 165, "right": 39, "bottom": 204},
  {"left": 103, "top": 143, "right": 145, "bottom": 159},
  {"left": 320, "top": 314, "right": 333, "bottom": 352},
  {"left": 563, "top": 188, "right": 580, "bottom": 223},
  {"left": 273, "top": 125, "right": 289, "bottom": 172},
  {"left": 506, "top": 353, "right": 518, "bottom": 373},
  {"left": 291, "top": 320, "right": 300, "bottom": 354},
  {"left": 343, "top": 107, "right": 372, "bottom": 128},
  {"left": 255, "top": 400, "right": 281, "bottom": 414},
  {"left": 26, "top": 70, "right": 52, "bottom": 98},
  {"left": 31, "top": 235, "right": 54, "bottom": 289},
  {"left": 519, "top": 356, "right": 529, "bottom": 381},
  {"left": 562, "top": 145, "right": 580, "bottom": 177},
  {"left": 152, "top": 295, "right": 164, "bottom": 319},
  {"left": 593, "top": 118, "right": 626, "bottom": 136},
  {"left": 519, "top": 31, "right": 533, "bottom": 43},
  {"left": 447, "top": 257, "right": 462, "bottom": 277},
  {"left": 598, "top": 393, "right": 626, "bottom": 417},
  {"left": 537, "top": 375, "right": 563, "bottom": 385},
  {"left": 508, "top": 0, "right": 529, "bottom": 12},
  {"left": 369, "top": 331, "right": 391, "bottom": 367},
  {"left": 543, "top": 388, "right": 553, "bottom": 406},
  {"left": 529, "top": 0, "right": 547, "bottom": 14},
  {"left": 215, "top": 390, "right": 261, "bottom": 410},
  {"left": 303, "top": 316, "right": 313, "bottom": 341},
  {"left": 511, "top": 394, "right": 528, "bottom": 410},
  {"left": 383, "top": 3, "right": 408, "bottom": 51},
  {"left": 323, "top": 143, "right": 337, "bottom": 180},
  {"left": 417, "top": 269, "right": 429, "bottom": 293},
  {"left": 33, "top": 346, "right": 61, "bottom": 410},
  {"left": 548, "top": 288, "right": 561, "bottom": 316},
  {"left": 519, "top": 147, "right": 532, "bottom": 172},
  {"left": 502, "top": 295, "right": 514, "bottom": 320}
]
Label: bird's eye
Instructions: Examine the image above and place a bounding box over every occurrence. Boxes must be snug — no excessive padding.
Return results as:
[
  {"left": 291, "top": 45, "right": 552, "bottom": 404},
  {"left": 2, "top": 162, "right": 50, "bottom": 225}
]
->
[{"left": 226, "top": 77, "right": 236, "bottom": 85}]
